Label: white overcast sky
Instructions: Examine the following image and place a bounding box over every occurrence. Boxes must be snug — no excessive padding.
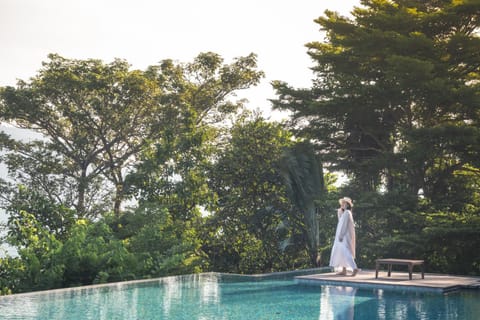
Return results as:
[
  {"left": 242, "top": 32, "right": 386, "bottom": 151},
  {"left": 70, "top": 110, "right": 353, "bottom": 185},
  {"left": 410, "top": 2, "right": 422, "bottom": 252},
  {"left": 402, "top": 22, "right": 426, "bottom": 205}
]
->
[{"left": 0, "top": 0, "right": 359, "bottom": 116}]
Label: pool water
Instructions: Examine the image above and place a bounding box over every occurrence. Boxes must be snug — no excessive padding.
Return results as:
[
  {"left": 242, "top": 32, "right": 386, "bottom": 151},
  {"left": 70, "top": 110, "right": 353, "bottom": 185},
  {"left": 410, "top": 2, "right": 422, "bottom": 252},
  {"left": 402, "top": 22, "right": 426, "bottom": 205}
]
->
[{"left": 0, "top": 273, "right": 478, "bottom": 319}]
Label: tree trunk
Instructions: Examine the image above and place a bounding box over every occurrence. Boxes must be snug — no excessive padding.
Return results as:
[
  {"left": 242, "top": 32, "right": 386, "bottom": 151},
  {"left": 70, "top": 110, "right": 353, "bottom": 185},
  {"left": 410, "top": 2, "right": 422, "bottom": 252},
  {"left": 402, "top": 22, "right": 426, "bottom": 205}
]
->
[
  {"left": 306, "top": 205, "right": 320, "bottom": 267},
  {"left": 113, "top": 183, "right": 123, "bottom": 217},
  {"left": 77, "top": 168, "right": 87, "bottom": 217}
]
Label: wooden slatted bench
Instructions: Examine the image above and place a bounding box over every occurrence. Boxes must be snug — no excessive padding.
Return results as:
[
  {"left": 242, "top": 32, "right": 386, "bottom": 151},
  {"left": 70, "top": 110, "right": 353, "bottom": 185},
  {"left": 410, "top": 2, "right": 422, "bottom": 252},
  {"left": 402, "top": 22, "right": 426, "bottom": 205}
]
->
[{"left": 375, "top": 258, "right": 425, "bottom": 280}]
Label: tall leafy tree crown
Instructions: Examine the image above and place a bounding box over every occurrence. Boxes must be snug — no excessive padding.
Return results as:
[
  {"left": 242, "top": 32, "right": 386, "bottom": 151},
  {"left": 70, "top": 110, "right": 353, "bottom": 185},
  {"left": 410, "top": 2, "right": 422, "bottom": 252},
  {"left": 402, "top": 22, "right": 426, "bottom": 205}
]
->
[{"left": 272, "top": 0, "right": 480, "bottom": 197}]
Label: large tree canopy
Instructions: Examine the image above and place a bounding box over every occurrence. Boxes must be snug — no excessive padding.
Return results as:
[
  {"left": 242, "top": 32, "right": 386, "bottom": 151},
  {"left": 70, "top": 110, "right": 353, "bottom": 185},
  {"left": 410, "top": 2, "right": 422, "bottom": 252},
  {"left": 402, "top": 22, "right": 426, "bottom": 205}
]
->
[
  {"left": 1, "top": 54, "right": 163, "bottom": 216},
  {"left": 0, "top": 52, "right": 264, "bottom": 217},
  {"left": 204, "top": 113, "right": 296, "bottom": 273},
  {"left": 272, "top": 0, "right": 480, "bottom": 199}
]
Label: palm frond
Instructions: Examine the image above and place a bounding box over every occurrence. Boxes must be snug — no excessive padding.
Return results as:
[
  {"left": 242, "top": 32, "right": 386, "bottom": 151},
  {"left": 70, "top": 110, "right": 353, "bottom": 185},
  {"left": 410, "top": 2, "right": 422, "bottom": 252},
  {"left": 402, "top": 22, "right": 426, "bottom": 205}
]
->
[{"left": 279, "top": 141, "right": 325, "bottom": 265}]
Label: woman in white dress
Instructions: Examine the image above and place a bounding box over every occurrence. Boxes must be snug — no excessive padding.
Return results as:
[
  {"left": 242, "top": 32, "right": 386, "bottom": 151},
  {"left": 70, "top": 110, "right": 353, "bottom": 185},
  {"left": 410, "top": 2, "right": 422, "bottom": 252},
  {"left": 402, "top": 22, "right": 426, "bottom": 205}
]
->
[{"left": 329, "top": 197, "right": 360, "bottom": 276}]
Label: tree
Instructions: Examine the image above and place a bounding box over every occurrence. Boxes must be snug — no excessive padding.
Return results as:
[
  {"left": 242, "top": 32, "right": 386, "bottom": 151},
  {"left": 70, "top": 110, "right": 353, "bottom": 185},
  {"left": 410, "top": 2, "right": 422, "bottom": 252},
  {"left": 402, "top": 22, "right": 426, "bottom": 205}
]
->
[
  {"left": 5, "top": 185, "right": 76, "bottom": 243},
  {"left": 1, "top": 54, "right": 163, "bottom": 216},
  {"left": 124, "top": 204, "right": 207, "bottom": 277},
  {"left": 4, "top": 210, "right": 64, "bottom": 292},
  {"left": 59, "top": 219, "right": 136, "bottom": 286},
  {"left": 126, "top": 52, "right": 264, "bottom": 221},
  {"left": 204, "top": 113, "right": 299, "bottom": 273},
  {"left": 1, "top": 52, "right": 264, "bottom": 218},
  {"left": 0, "top": 138, "right": 110, "bottom": 218},
  {"left": 271, "top": 0, "right": 480, "bottom": 274},
  {"left": 272, "top": 0, "right": 480, "bottom": 197},
  {"left": 279, "top": 142, "right": 325, "bottom": 266},
  {"left": 0, "top": 52, "right": 266, "bottom": 293}
]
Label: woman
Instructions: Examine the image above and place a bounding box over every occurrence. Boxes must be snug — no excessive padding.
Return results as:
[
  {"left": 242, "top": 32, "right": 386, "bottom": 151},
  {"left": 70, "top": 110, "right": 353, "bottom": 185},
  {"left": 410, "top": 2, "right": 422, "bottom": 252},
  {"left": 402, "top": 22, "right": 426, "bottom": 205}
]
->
[{"left": 329, "top": 197, "right": 360, "bottom": 276}]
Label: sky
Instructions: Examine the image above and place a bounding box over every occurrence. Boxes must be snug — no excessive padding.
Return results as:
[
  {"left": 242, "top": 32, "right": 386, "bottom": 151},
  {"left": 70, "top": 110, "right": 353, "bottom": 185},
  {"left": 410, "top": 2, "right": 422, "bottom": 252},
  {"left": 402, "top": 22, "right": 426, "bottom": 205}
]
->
[
  {"left": 0, "top": 0, "right": 359, "bottom": 255},
  {"left": 0, "top": 0, "right": 360, "bottom": 116}
]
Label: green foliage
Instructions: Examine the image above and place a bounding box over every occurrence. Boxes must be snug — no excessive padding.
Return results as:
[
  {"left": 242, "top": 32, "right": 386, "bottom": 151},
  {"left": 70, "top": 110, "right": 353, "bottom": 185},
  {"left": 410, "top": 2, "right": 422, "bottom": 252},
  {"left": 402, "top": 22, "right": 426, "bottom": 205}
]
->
[
  {"left": 404, "top": 125, "right": 480, "bottom": 211},
  {"left": 6, "top": 185, "right": 75, "bottom": 243},
  {"left": 279, "top": 141, "right": 325, "bottom": 266},
  {"left": 1, "top": 140, "right": 112, "bottom": 219},
  {"left": 271, "top": 0, "right": 480, "bottom": 275},
  {"left": 0, "top": 54, "right": 163, "bottom": 216},
  {"left": 1, "top": 207, "right": 210, "bottom": 294},
  {"left": 0, "top": 257, "right": 23, "bottom": 295},
  {"left": 204, "top": 113, "right": 300, "bottom": 273},
  {"left": 0, "top": 51, "right": 266, "bottom": 294},
  {"left": 126, "top": 53, "right": 263, "bottom": 223},
  {"left": 4, "top": 212, "right": 138, "bottom": 292},
  {"left": 419, "top": 211, "right": 480, "bottom": 275},
  {"left": 1, "top": 52, "right": 263, "bottom": 217},
  {"left": 116, "top": 205, "right": 207, "bottom": 277},
  {"left": 273, "top": 0, "right": 480, "bottom": 196},
  {"left": 60, "top": 220, "right": 137, "bottom": 286},
  {"left": 6, "top": 210, "right": 64, "bottom": 292}
]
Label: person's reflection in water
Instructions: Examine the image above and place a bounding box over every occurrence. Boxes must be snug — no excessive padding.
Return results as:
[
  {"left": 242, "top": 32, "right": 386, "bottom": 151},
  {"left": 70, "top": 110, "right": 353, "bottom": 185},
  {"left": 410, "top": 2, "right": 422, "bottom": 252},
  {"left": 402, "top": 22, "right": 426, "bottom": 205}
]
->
[{"left": 319, "top": 286, "right": 357, "bottom": 320}]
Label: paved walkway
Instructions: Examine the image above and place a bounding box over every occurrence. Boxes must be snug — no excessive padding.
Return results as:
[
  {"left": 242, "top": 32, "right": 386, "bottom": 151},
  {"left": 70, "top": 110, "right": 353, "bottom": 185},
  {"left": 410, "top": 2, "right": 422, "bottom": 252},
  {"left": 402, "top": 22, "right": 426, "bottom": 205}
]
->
[{"left": 295, "top": 270, "right": 480, "bottom": 293}]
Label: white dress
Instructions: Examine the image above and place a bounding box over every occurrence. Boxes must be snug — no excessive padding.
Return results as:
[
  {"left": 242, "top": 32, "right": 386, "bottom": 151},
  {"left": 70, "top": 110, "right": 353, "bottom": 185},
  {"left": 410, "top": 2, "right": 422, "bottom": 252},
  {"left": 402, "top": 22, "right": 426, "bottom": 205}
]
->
[{"left": 329, "top": 208, "right": 357, "bottom": 271}]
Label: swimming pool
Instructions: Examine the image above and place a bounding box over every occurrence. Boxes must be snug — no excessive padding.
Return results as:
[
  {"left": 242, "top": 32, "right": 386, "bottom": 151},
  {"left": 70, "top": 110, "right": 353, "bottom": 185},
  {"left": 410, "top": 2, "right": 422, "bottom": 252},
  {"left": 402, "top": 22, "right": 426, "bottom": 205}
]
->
[{"left": 0, "top": 273, "right": 478, "bottom": 319}]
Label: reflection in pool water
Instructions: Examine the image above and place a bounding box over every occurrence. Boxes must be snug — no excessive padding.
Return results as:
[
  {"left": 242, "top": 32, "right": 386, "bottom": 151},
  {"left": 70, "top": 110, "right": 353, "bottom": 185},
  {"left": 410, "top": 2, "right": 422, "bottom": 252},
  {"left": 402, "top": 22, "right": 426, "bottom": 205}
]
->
[
  {"left": 0, "top": 273, "right": 479, "bottom": 319},
  {"left": 319, "top": 286, "right": 358, "bottom": 320}
]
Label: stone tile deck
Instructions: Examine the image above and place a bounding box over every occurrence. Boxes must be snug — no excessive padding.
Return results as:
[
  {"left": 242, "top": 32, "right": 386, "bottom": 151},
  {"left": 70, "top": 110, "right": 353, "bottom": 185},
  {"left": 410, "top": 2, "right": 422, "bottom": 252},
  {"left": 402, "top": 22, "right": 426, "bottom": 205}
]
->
[{"left": 295, "top": 270, "right": 480, "bottom": 293}]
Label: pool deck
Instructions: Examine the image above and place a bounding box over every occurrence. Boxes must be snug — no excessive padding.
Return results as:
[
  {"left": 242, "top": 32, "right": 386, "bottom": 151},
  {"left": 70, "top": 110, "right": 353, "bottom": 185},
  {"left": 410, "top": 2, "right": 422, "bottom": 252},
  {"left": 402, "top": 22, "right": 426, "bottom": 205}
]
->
[{"left": 295, "top": 270, "right": 480, "bottom": 293}]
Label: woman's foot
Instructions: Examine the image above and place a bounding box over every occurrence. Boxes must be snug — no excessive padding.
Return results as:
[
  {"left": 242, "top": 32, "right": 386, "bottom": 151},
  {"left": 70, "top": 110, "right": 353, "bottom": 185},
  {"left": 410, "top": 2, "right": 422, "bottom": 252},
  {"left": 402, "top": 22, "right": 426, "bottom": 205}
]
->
[
  {"left": 336, "top": 268, "right": 347, "bottom": 276},
  {"left": 351, "top": 268, "right": 361, "bottom": 276}
]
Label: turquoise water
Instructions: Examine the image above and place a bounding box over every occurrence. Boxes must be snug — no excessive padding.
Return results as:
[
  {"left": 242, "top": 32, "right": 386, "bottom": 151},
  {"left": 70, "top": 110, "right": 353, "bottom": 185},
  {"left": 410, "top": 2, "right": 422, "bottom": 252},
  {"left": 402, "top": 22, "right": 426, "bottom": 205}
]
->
[{"left": 0, "top": 273, "right": 479, "bottom": 319}]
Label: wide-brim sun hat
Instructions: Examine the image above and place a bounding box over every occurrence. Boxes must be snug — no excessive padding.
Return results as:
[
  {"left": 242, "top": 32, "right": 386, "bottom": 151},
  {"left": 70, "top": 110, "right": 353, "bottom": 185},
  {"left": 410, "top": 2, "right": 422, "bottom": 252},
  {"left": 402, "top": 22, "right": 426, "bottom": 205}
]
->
[{"left": 338, "top": 197, "right": 353, "bottom": 207}]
